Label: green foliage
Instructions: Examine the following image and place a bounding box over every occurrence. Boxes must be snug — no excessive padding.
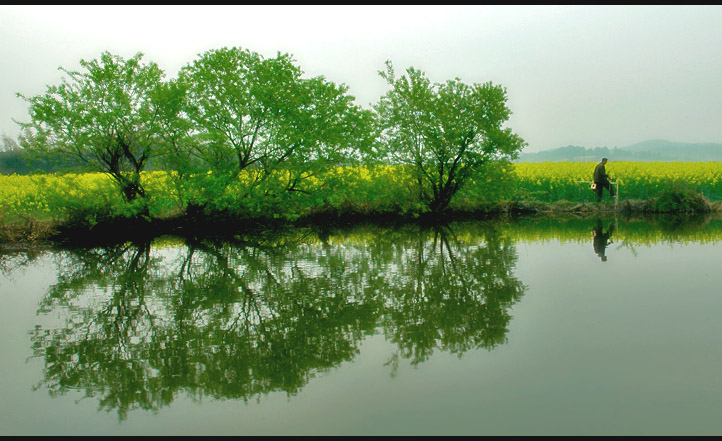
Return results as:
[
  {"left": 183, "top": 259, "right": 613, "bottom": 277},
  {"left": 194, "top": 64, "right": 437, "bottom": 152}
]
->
[
  {"left": 452, "top": 160, "right": 517, "bottom": 211},
  {"left": 170, "top": 46, "right": 375, "bottom": 206},
  {"left": 374, "top": 61, "right": 526, "bottom": 214},
  {"left": 651, "top": 185, "right": 711, "bottom": 213},
  {"left": 16, "top": 51, "right": 169, "bottom": 206},
  {"left": 8, "top": 48, "right": 533, "bottom": 233},
  {"left": 34, "top": 174, "right": 122, "bottom": 228}
]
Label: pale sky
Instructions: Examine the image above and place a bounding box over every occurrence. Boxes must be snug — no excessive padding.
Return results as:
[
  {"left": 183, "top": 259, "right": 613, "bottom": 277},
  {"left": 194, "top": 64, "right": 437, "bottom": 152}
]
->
[{"left": 2, "top": 4, "right": 721, "bottom": 152}]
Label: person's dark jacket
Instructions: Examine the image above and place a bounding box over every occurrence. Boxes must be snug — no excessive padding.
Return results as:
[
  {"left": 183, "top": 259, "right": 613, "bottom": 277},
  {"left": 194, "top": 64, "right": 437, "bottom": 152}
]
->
[{"left": 594, "top": 162, "right": 610, "bottom": 183}]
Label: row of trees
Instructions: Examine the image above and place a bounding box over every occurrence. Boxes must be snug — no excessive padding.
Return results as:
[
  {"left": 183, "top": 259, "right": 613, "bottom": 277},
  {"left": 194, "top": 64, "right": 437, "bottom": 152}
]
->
[{"left": 16, "top": 48, "right": 525, "bottom": 215}]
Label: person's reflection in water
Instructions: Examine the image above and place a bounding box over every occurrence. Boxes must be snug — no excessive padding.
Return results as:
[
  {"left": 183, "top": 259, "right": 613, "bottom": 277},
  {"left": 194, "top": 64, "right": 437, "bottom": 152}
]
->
[{"left": 592, "top": 219, "right": 614, "bottom": 262}]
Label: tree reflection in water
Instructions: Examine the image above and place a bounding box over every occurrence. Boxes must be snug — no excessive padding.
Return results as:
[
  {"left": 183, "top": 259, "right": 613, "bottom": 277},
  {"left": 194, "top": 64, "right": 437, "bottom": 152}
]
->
[{"left": 28, "top": 222, "right": 526, "bottom": 420}]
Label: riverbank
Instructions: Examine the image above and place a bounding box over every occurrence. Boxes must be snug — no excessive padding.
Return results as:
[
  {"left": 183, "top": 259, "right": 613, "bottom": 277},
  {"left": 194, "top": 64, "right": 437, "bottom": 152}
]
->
[{"left": 2, "top": 196, "right": 721, "bottom": 248}]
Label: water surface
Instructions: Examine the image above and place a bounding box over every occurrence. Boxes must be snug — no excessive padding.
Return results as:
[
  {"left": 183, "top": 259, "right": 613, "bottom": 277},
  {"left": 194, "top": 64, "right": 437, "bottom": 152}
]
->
[{"left": 2, "top": 215, "right": 722, "bottom": 435}]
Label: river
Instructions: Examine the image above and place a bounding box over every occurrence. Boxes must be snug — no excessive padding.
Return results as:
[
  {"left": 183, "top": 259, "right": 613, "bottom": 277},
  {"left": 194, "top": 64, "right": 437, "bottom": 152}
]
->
[{"left": 2, "top": 215, "right": 722, "bottom": 435}]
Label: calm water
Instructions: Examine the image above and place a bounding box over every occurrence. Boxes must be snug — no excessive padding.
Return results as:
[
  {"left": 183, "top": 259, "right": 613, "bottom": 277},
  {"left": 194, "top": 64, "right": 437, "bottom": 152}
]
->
[{"left": 2, "top": 215, "right": 722, "bottom": 435}]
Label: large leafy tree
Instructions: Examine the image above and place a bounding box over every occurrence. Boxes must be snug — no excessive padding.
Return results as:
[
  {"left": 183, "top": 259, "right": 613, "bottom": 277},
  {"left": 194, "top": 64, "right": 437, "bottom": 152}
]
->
[
  {"left": 17, "top": 51, "right": 168, "bottom": 207},
  {"left": 174, "top": 47, "right": 374, "bottom": 201},
  {"left": 374, "top": 61, "right": 526, "bottom": 214}
]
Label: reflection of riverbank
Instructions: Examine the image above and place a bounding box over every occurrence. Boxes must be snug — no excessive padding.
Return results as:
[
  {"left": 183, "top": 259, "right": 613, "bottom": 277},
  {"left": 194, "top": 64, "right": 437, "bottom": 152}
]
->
[
  {"left": 503, "top": 212, "right": 722, "bottom": 246},
  {"left": 4, "top": 208, "right": 722, "bottom": 256},
  {"left": 509, "top": 198, "right": 722, "bottom": 216},
  {"left": 2, "top": 193, "right": 722, "bottom": 247}
]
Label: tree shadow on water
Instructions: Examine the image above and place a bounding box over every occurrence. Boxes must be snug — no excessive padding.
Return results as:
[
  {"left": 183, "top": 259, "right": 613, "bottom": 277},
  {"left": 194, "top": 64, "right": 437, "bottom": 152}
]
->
[{"left": 27, "top": 222, "right": 527, "bottom": 421}]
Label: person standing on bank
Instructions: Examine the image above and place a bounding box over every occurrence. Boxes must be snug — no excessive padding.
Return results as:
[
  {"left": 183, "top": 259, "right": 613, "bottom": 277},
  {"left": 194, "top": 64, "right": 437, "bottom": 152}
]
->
[{"left": 593, "top": 157, "right": 615, "bottom": 202}]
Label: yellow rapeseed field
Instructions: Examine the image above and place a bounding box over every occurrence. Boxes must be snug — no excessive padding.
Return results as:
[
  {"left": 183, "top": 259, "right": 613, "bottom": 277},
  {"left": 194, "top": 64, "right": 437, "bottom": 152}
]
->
[
  {"left": 511, "top": 161, "right": 722, "bottom": 201},
  {"left": 2, "top": 162, "right": 722, "bottom": 222}
]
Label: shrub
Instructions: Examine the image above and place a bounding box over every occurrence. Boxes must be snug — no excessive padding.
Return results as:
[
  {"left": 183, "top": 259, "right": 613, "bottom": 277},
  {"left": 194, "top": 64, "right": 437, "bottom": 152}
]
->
[{"left": 650, "top": 185, "right": 712, "bottom": 213}]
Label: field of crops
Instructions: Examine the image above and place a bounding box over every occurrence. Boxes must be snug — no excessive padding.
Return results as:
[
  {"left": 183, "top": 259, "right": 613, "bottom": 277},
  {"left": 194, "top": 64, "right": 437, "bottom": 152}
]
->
[
  {"left": 511, "top": 161, "right": 722, "bottom": 202},
  {"left": 0, "top": 172, "right": 171, "bottom": 223},
  {"left": 2, "top": 162, "right": 722, "bottom": 224}
]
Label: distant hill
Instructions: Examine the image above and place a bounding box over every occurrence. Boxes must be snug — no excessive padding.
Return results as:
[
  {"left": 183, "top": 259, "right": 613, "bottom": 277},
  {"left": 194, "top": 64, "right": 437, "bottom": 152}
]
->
[{"left": 518, "top": 140, "right": 722, "bottom": 162}]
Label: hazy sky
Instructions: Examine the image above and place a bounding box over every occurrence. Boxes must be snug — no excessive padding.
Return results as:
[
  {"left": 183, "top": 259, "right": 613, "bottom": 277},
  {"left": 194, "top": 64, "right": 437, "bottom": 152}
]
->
[{"left": 2, "top": 5, "right": 721, "bottom": 152}]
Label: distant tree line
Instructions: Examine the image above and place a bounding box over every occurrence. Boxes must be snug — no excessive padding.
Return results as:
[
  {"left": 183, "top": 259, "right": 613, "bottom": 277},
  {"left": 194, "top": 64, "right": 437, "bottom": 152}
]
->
[
  {"left": 10, "top": 48, "right": 525, "bottom": 215},
  {"left": 1, "top": 132, "right": 81, "bottom": 173},
  {"left": 517, "top": 141, "right": 722, "bottom": 163}
]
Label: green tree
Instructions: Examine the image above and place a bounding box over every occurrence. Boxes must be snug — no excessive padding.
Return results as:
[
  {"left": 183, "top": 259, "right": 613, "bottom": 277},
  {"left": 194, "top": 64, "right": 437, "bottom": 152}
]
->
[
  {"left": 1, "top": 133, "right": 20, "bottom": 152},
  {"left": 174, "top": 47, "right": 375, "bottom": 211},
  {"left": 16, "top": 51, "right": 169, "bottom": 210},
  {"left": 148, "top": 80, "right": 199, "bottom": 210},
  {"left": 374, "top": 61, "right": 526, "bottom": 214}
]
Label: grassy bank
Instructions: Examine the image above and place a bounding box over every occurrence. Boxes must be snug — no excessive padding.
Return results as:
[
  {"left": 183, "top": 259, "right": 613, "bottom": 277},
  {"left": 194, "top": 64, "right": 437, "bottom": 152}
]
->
[
  {"left": 2, "top": 162, "right": 722, "bottom": 245},
  {"left": 2, "top": 196, "right": 720, "bottom": 247}
]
